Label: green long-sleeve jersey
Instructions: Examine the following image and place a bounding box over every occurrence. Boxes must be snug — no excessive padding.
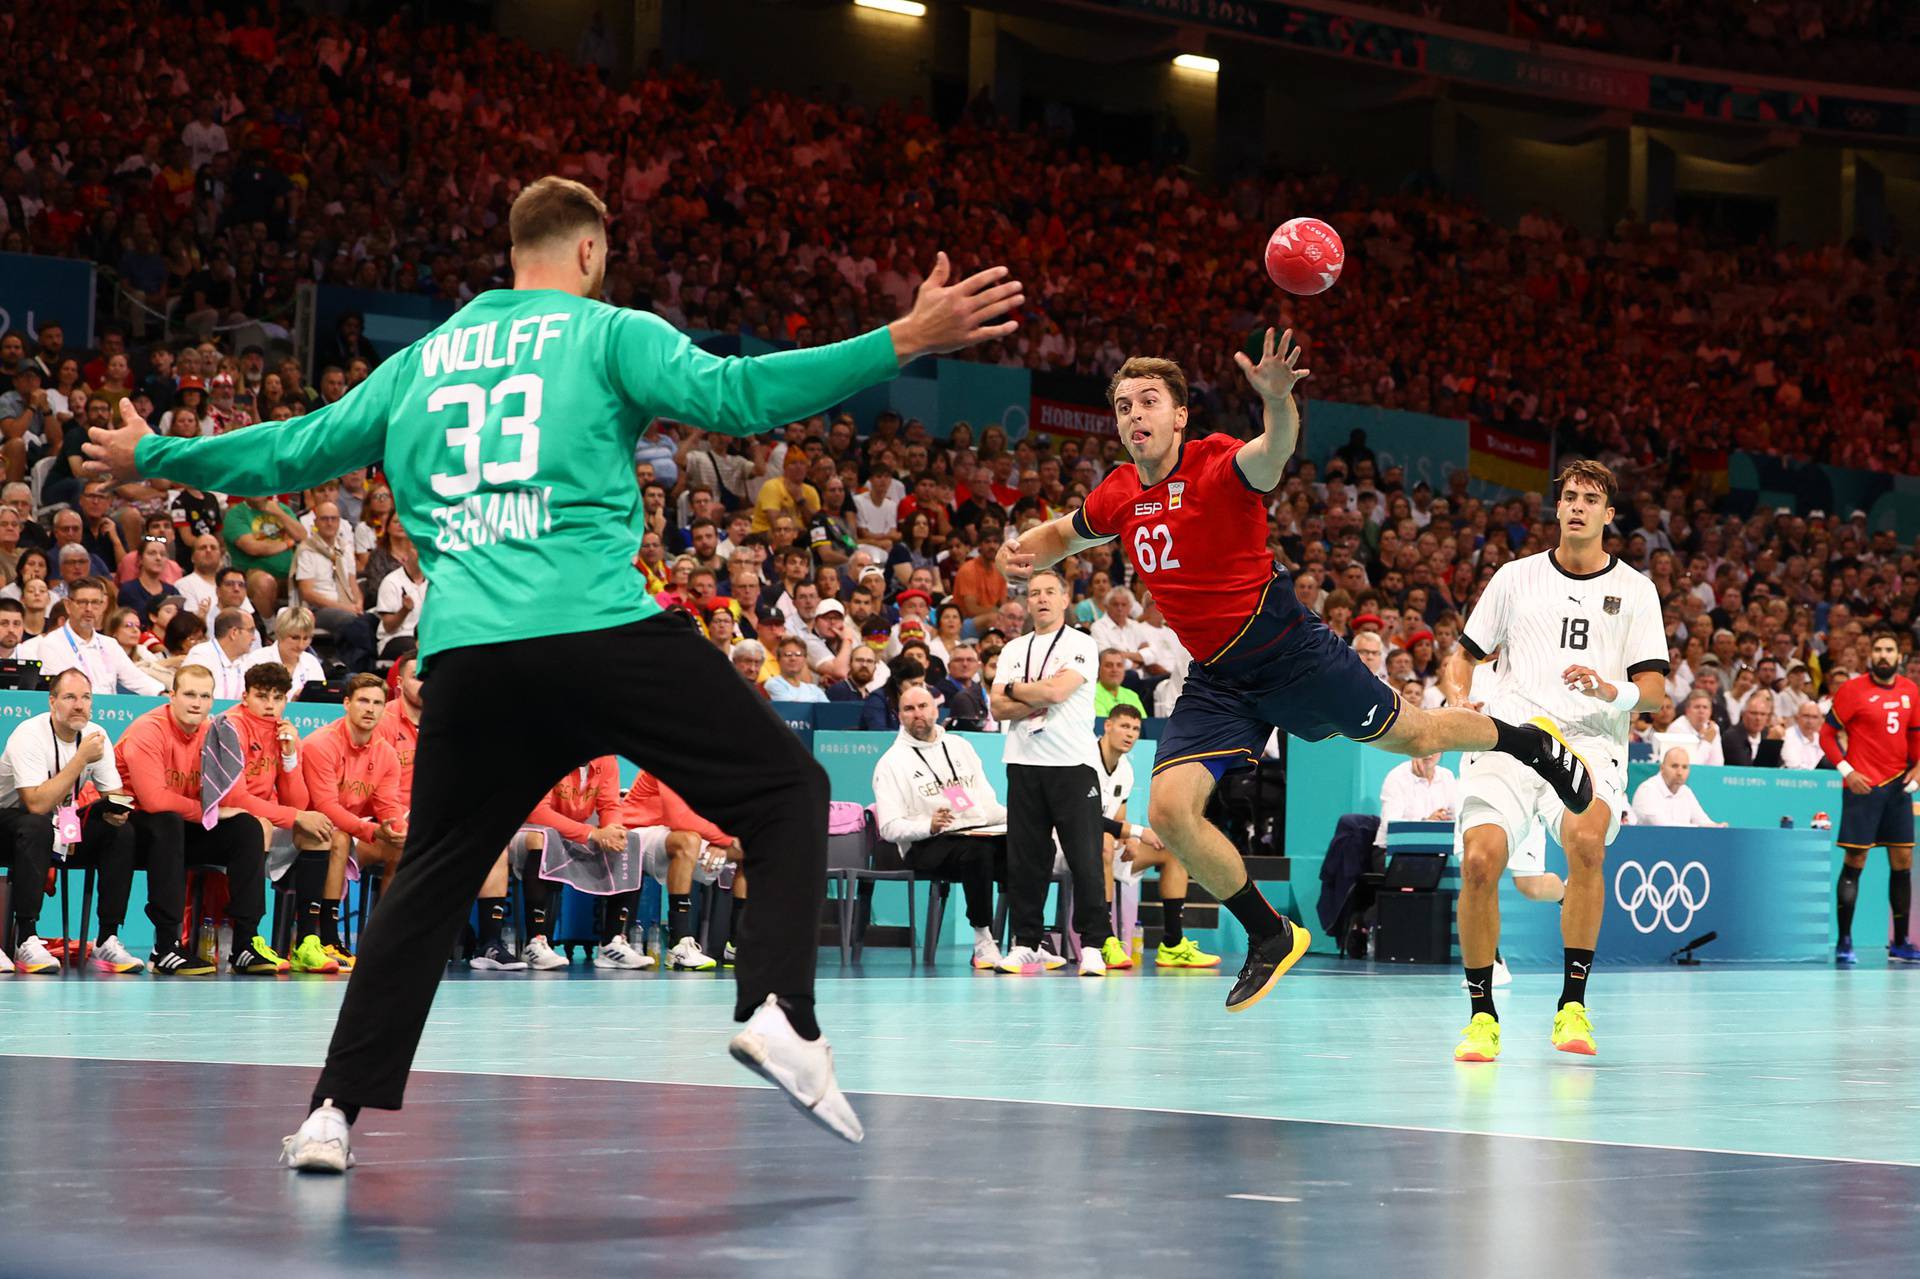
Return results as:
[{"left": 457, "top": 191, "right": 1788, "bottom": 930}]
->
[{"left": 138, "top": 289, "right": 900, "bottom": 666}]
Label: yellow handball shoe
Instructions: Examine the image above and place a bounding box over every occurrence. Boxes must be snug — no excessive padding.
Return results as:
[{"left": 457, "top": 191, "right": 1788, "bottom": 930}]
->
[
  {"left": 1454, "top": 1012, "right": 1501, "bottom": 1062},
  {"left": 1551, "top": 1002, "right": 1597, "bottom": 1056}
]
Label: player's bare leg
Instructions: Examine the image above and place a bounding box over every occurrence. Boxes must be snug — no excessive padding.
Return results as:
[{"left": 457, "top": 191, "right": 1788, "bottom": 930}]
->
[
  {"left": 1514, "top": 873, "right": 1566, "bottom": 902},
  {"left": 1377, "top": 701, "right": 1594, "bottom": 816},
  {"left": 1455, "top": 823, "right": 1508, "bottom": 1061},
  {"left": 1550, "top": 801, "right": 1610, "bottom": 1056},
  {"left": 1148, "top": 762, "right": 1308, "bottom": 1010}
]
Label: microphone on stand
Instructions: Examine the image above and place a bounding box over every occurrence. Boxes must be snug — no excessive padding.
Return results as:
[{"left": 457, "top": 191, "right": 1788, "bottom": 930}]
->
[{"left": 1670, "top": 930, "right": 1717, "bottom": 966}]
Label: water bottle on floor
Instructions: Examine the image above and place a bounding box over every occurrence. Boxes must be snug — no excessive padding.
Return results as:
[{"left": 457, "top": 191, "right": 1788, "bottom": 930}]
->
[{"left": 196, "top": 916, "right": 218, "bottom": 966}]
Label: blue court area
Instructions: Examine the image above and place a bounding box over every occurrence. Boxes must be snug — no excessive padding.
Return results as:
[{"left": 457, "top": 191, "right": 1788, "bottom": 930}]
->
[{"left": 3, "top": 956, "right": 1917, "bottom": 1277}]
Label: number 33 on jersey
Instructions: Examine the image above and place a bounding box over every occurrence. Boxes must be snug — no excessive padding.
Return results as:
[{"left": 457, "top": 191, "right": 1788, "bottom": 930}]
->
[{"left": 1074, "top": 434, "right": 1278, "bottom": 661}]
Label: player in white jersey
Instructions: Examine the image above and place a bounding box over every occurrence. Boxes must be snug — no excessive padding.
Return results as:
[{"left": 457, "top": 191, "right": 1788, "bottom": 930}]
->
[
  {"left": 1451, "top": 653, "right": 1559, "bottom": 990},
  {"left": 1440, "top": 461, "right": 1668, "bottom": 1062}
]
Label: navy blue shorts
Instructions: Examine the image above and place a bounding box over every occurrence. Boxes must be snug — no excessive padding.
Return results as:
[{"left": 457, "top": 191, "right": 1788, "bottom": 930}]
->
[
  {"left": 1837, "top": 777, "right": 1916, "bottom": 850},
  {"left": 1153, "top": 575, "right": 1402, "bottom": 779}
]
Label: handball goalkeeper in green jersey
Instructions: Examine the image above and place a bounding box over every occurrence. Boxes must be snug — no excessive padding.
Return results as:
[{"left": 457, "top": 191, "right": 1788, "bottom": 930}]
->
[{"left": 88, "top": 175, "right": 1024, "bottom": 1165}]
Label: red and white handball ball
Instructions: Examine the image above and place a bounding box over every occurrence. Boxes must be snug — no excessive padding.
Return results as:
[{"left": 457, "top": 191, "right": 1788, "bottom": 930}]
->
[{"left": 1264, "top": 218, "right": 1345, "bottom": 296}]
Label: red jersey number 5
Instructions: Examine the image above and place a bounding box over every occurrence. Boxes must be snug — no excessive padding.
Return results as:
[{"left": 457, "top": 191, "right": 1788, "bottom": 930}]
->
[{"left": 1134, "top": 524, "right": 1181, "bottom": 574}]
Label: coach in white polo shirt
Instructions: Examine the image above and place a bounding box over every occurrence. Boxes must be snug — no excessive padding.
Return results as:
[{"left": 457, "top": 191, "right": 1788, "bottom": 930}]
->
[
  {"left": 989, "top": 567, "right": 1118, "bottom": 976},
  {"left": 185, "top": 608, "right": 258, "bottom": 701}
]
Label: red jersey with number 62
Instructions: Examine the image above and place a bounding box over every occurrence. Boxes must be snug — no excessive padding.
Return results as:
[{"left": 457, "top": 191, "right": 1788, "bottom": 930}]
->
[
  {"left": 1074, "top": 433, "right": 1275, "bottom": 660},
  {"left": 1822, "top": 675, "right": 1920, "bottom": 785}
]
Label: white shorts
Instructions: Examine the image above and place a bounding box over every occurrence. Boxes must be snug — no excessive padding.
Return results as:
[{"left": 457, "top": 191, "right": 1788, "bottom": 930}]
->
[{"left": 1455, "top": 742, "right": 1625, "bottom": 877}]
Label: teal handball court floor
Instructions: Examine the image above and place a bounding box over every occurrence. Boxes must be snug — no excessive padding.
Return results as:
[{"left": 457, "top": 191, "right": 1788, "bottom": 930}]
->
[{"left": 2, "top": 955, "right": 1916, "bottom": 1276}]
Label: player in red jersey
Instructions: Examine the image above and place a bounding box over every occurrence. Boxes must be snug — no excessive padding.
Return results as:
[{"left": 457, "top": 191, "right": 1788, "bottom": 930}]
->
[
  {"left": 998, "top": 331, "right": 1594, "bottom": 1012},
  {"left": 1820, "top": 628, "right": 1920, "bottom": 964}
]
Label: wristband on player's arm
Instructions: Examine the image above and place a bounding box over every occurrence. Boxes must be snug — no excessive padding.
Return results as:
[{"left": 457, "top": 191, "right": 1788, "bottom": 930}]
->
[
  {"left": 1837, "top": 761, "right": 1855, "bottom": 779},
  {"left": 1607, "top": 678, "right": 1640, "bottom": 712}
]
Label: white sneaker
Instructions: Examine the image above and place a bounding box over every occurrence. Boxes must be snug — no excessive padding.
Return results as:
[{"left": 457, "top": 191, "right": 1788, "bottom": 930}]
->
[
  {"left": 971, "top": 937, "right": 1004, "bottom": 970},
  {"left": 1462, "top": 957, "right": 1516, "bottom": 989},
  {"left": 0, "top": 945, "right": 13, "bottom": 973},
  {"left": 593, "top": 936, "right": 656, "bottom": 970},
  {"left": 92, "top": 935, "right": 146, "bottom": 974},
  {"left": 1078, "top": 946, "right": 1107, "bottom": 977},
  {"left": 667, "top": 936, "right": 717, "bottom": 971},
  {"left": 522, "top": 935, "right": 569, "bottom": 970},
  {"left": 1035, "top": 942, "right": 1069, "bottom": 971},
  {"left": 728, "top": 994, "right": 863, "bottom": 1144},
  {"left": 995, "top": 945, "right": 1043, "bottom": 975},
  {"left": 279, "top": 1099, "right": 354, "bottom": 1173},
  {"left": 13, "top": 935, "right": 60, "bottom": 974}
]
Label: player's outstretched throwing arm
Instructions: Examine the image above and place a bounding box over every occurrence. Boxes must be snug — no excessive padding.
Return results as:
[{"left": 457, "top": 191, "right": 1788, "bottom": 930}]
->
[{"left": 1229, "top": 327, "right": 1310, "bottom": 493}]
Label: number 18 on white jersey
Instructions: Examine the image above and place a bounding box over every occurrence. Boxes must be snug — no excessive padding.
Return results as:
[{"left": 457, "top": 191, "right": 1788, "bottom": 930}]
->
[{"left": 1459, "top": 552, "right": 1667, "bottom": 749}]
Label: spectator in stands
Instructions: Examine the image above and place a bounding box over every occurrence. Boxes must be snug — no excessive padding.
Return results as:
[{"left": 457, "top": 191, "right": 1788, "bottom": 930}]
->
[
  {"left": 1373, "top": 751, "right": 1458, "bottom": 846},
  {"left": 1722, "top": 689, "right": 1785, "bottom": 767},
  {"left": 862, "top": 656, "right": 926, "bottom": 731},
  {"left": 297, "top": 674, "right": 407, "bottom": 972},
  {"left": 853, "top": 468, "right": 902, "bottom": 556},
  {"left": 116, "top": 664, "right": 282, "bottom": 975},
  {"left": 242, "top": 607, "right": 328, "bottom": 700},
  {"left": 885, "top": 589, "right": 946, "bottom": 663},
  {"left": 952, "top": 540, "right": 1008, "bottom": 629},
  {"left": 753, "top": 448, "right": 818, "bottom": 536},
  {"left": 173, "top": 534, "right": 226, "bottom": 622},
  {"left": 888, "top": 511, "right": 940, "bottom": 588},
  {"left": 872, "top": 684, "right": 1006, "bottom": 970},
  {"left": 765, "top": 636, "right": 827, "bottom": 703},
  {"left": 185, "top": 608, "right": 257, "bottom": 702},
  {"left": 29, "top": 576, "right": 165, "bottom": 695},
  {"left": 118, "top": 533, "right": 181, "bottom": 617},
  {"left": 0, "top": 669, "right": 141, "bottom": 974},
  {"left": 0, "top": 598, "right": 24, "bottom": 659},
  {"left": 1090, "top": 588, "right": 1153, "bottom": 674},
  {"left": 1632, "top": 749, "right": 1727, "bottom": 827},
  {"left": 373, "top": 521, "right": 428, "bottom": 661},
  {"left": 50, "top": 507, "right": 110, "bottom": 577},
  {"left": 1780, "top": 700, "right": 1828, "bottom": 770},
  {"left": 826, "top": 644, "right": 884, "bottom": 703},
  {"left": 1093, "top": 648, "right": 1146, "bottom": 719},
  {"left": 1, "top": 545, "right": 48, "bottom": 603},
  {"left": 1352, "top": 630, "right": 1388, "bottom": 682},
  {"left": 292, "top": 501, "right": 371, "bottom": 667},
  {"left": 1666, "top": 689, "right": 1726, "bottom": 765},
  {"left": 225, "top": 494, "right": 306, "bottom": 623},
  {"left": 730, "top": 639, "right": 769, "bottom": 690},
  {"left": 802, "top": 597, "right": 854, "bottom": 685},
  {"left": 941, "top": 643, "right": 990, "bottom": 729}
]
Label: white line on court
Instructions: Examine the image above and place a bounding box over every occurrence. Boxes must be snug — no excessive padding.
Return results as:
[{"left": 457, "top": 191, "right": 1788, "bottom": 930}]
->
[{"left": 5, "top": 1050, "right": 1918, "bottom": 1171}]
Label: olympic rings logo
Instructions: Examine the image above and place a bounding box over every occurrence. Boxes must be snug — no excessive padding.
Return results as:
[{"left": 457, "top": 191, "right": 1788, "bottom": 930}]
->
[{"left": 1613, "top": 859, "right": 1711, "bottom": 934}]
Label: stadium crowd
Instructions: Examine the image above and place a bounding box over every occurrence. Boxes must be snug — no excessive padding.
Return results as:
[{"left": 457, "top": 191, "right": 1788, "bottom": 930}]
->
[
  {"left": 1379, "top": 0, "right": 1920, "bottom": 90},
  {"left": 2, "top": 0, "right": 1918, "bottom": 977},
  {"left": 4, "top": 0, "right": 1919, "bottom": 479}
]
